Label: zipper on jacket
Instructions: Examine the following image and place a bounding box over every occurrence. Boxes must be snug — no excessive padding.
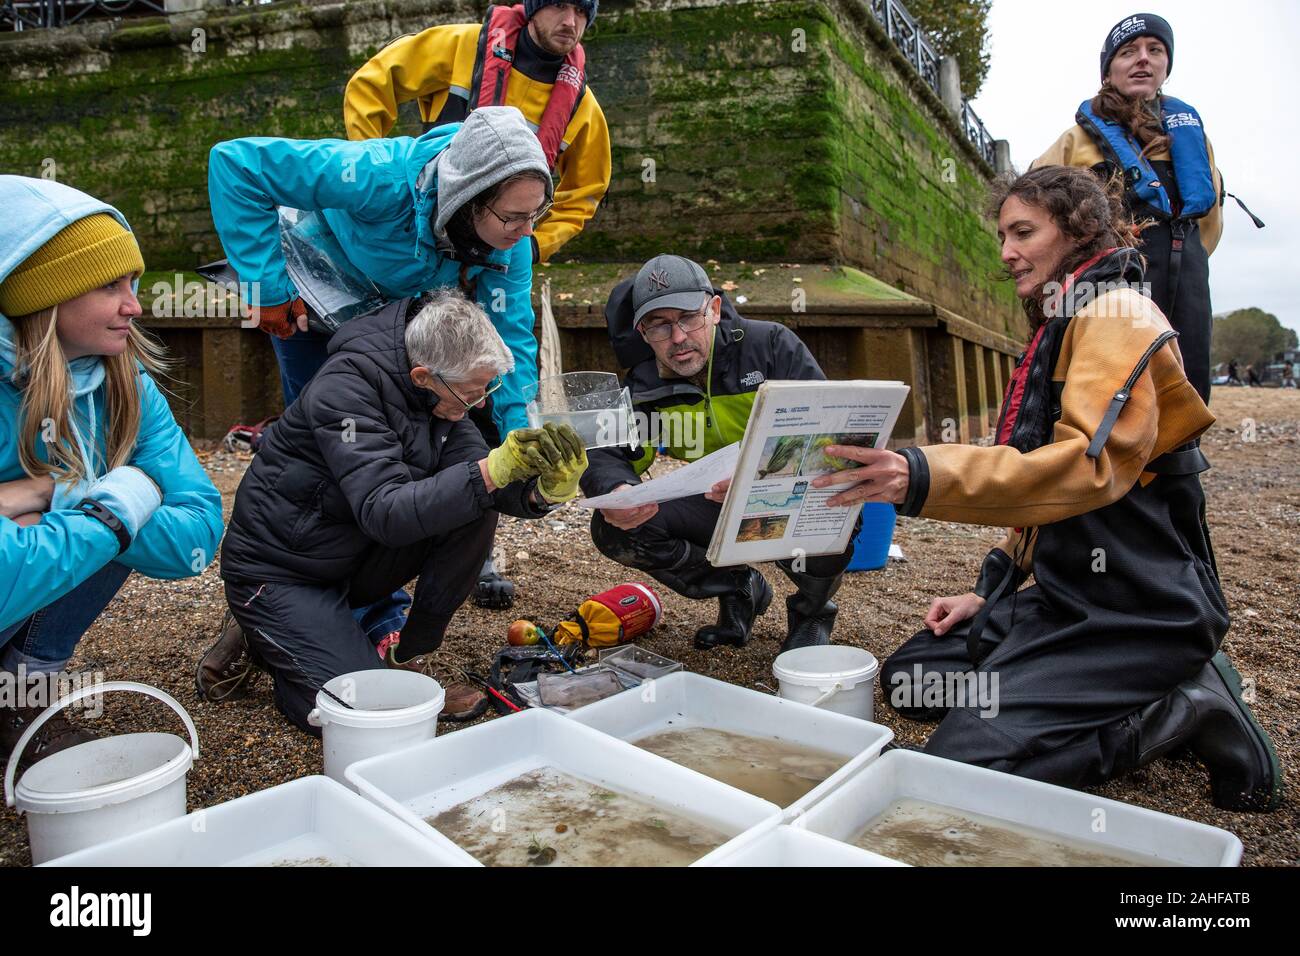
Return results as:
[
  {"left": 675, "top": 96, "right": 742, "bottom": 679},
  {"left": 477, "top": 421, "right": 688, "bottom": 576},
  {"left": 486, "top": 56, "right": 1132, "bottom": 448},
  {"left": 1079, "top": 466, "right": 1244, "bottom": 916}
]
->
[
  {"left": 1085, "top": 329, "right": 1179, "bottom": 459},
  {"left": 702, "top": 324, "right": 726, "bottom": 446}
]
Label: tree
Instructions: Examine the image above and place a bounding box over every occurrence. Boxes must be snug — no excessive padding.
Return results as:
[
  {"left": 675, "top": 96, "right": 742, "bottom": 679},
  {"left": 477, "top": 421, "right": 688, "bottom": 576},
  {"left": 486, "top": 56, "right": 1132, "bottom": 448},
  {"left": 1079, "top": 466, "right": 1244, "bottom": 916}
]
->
[
  {"left": 905, "top": 0, "right": 993, "bottom": 99},
  {"left": 1211, "top": 308, "right": 1297, "bottom": 368}
]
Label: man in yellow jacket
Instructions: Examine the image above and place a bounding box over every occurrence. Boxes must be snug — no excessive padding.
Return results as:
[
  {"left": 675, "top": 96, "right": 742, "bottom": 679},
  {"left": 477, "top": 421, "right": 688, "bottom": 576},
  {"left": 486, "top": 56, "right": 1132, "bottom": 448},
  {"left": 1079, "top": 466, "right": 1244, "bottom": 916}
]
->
[{"left": 344, "top": 0, "right": 611, "bottom": 265}]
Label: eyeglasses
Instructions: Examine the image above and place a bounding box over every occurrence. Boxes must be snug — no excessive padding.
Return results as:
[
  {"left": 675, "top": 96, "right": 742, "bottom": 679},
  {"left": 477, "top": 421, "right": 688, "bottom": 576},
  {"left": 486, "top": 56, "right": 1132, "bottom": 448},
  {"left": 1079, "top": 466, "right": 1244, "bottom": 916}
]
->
[
  {"left": 435, "top": 372, "right": 504, "bottom": 410},
  {"left": 484, "top": 200, "right": 553, "bottom": 228},
  {"left": 639, "top": 309, "right": 709, "bottom": 342}
]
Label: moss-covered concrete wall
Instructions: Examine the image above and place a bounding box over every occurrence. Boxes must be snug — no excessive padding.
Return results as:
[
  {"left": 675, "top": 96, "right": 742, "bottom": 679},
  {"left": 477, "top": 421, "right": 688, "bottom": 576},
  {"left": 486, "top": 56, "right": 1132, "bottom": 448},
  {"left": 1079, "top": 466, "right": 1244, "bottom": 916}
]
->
[{"left": 0, "top": 0, "right": 1017, "bottom": 333}]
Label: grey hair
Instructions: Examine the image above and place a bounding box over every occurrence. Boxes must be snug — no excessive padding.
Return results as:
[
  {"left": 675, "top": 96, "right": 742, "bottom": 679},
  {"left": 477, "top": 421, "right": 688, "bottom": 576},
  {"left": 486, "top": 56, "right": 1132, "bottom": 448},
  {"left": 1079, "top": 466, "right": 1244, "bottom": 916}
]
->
[{"left": 404, "top": 289, "right": 515, "bottom": 382}]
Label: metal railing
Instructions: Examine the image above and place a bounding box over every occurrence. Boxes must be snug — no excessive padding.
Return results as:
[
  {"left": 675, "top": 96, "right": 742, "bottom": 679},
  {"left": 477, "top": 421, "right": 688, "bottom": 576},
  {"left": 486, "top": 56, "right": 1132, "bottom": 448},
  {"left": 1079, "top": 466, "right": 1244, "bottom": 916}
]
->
[
  {"left": 3, "top": 0, "right": 167, "bottom": 30},
  {"left": 867, "top": 0, "right": 997, "bottom": 166},
  {"left": 959, "top": 101, "right": 995, "bottom": 167}
]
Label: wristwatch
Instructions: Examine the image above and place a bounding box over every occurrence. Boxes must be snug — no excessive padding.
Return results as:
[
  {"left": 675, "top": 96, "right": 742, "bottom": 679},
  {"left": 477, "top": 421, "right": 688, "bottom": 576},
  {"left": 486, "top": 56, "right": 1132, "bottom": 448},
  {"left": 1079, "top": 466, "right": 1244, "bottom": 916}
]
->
[{"left": 74, "top": 498, "right": 131, "bottom": 554}]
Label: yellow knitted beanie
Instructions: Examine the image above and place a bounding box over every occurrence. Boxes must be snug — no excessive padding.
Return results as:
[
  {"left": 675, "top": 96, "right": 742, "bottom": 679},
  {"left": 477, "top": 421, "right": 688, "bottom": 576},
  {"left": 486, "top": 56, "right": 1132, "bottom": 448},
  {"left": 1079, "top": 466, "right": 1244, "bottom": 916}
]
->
[{"left": 0, "top": 213, "right": 145, "bottom": 317}]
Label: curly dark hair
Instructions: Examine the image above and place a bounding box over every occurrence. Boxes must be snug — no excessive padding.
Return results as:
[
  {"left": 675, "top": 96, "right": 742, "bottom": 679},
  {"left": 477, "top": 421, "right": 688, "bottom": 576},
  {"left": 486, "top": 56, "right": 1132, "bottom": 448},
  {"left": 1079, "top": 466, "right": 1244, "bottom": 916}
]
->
[
  {"left": 1090, "top": 84, "right": 1171, "bottom": 160},
  {"left": 987, "top": 165, "right": 1145, "bottom": 327}
]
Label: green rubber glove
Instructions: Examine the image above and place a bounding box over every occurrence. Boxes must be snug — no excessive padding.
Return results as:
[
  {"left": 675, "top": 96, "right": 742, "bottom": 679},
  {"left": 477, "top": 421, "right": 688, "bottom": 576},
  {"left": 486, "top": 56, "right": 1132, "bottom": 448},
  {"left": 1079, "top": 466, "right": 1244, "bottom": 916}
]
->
[
  {"left": 485, "top": 428, "right": 548, "bottom": 489},
  {"left": 534, "top": 422, "right": 588, "bottom": 503}
]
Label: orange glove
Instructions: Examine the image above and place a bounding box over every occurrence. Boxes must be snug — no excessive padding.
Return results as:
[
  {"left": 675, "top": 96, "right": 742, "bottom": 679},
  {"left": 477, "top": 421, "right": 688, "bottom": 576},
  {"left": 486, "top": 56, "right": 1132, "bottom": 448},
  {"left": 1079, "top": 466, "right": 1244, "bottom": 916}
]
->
[{"left": 250, "top": 297, "right": 308, "bottom": 339}]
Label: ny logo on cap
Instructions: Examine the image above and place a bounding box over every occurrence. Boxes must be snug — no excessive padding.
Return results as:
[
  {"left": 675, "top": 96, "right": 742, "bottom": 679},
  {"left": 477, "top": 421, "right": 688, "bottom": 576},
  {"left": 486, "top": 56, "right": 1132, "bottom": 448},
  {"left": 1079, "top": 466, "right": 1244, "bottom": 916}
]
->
[{"left": 647, "top": 269, "right": 671, "bottom": 291}]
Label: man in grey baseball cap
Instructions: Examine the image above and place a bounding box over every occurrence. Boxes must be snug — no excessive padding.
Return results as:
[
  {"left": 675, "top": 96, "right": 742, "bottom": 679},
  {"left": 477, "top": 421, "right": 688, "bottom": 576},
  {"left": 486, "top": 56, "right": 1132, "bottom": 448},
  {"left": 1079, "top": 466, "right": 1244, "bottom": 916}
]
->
[
  {"left": 629, "top": 254, "right": 719, "bottom": 382},
  {"left": 579, "top": 254, "right": 859, "bottom": 653},
  {"left": 633, "top": 254, "right": 714, "bottom": 323}
]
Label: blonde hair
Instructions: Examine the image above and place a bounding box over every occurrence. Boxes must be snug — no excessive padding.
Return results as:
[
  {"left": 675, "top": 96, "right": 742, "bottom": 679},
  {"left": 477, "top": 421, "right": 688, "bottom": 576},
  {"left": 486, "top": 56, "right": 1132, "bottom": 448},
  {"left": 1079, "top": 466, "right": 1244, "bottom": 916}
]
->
[{"left": 10, "top": 304, "right": 169, "bottom": 486}]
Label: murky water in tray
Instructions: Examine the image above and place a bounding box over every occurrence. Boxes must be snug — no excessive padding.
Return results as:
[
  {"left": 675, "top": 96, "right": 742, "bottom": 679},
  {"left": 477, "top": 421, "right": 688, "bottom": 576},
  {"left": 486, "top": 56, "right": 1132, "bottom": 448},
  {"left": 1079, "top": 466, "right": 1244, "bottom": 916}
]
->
[
  {"left": 634, "top": 727, "right": 845, "bottom": 806},
  {"left": 427, "top": 766, "right": 726, "bottom": 867},
  {"left": 853, "top": 798, "right": 1173, "bottom": 867}
]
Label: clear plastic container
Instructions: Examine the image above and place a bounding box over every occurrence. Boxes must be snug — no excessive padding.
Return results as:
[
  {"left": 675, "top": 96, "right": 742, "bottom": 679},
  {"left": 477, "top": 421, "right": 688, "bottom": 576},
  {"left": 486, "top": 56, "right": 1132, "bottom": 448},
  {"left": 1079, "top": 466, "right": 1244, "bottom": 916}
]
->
[
  {"left": 525, "top": 372, "right": 638, "bottom": 449},
  {"left": 598, "top": 645, "right": 683, "bottom": 682}
]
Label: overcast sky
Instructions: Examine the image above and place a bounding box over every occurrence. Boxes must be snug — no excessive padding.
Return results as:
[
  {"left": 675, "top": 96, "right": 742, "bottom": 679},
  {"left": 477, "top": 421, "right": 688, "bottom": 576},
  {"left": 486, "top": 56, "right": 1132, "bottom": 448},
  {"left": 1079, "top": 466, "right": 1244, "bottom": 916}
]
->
[{"left": 969, "top": 0, "right": 1299, "bottom": 335}]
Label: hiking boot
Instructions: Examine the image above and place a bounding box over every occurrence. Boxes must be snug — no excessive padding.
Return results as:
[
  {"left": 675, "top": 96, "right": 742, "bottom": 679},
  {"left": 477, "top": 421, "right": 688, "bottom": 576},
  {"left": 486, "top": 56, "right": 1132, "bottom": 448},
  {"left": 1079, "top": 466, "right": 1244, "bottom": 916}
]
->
[
  {"left": 381, "top": 637, "right": 489, "bottom": 722},
  {"left": 694, "top": 567, "right": 772, "bottom": 649},
  {"left": 473, "top": 554, "right": 515, "bottom": 610},
  {"left": 780, "top": 572, "right": 843, "bottom": 653},
  {"left": 1105, "top": 651, "right": 1282, "bottom": 812},
  {"left": 0, "top": 704, "right": 99, "bottom": 775},
  {"left": 196, "top": 610, "right": 262, "bottom": 702}
]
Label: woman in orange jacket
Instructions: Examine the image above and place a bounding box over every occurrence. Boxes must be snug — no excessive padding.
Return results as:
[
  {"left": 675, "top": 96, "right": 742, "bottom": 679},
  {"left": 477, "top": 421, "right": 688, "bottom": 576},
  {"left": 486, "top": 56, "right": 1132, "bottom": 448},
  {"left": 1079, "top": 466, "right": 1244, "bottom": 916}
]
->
[{"left": 816, "top": 166, "right": 1279, "bottom": 812}]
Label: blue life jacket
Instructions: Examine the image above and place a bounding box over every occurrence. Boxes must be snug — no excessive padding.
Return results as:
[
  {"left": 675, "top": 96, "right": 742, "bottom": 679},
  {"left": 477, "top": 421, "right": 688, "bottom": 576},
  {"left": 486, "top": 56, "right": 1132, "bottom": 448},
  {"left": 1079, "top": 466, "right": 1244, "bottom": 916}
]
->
[{"left": 1076, "top": 95, "right": 1216, "bottom": 221}]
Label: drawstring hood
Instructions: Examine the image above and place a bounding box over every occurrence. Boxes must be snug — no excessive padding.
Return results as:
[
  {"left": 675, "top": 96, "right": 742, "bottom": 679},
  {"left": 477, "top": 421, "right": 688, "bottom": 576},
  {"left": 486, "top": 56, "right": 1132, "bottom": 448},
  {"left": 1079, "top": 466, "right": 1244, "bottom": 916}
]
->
[{"left": 431, "top": 106, "right": 552, "bottom": 238}]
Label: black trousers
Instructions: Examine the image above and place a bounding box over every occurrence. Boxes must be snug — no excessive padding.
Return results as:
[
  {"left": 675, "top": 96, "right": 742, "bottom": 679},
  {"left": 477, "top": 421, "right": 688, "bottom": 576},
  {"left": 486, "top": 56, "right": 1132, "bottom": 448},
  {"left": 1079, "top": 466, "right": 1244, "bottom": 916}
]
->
[
  {"left": 224, "top": 511, "right": 497, "bottom": 735},
  {"left": 590, "top": 493, "right": 855, "bottom": 596},
  {"left": 880, "top": 473, "right": 1225, "bottom": 791},
  {"left": 1139, "top": 219, "right": 1212, "bottom": 404}
]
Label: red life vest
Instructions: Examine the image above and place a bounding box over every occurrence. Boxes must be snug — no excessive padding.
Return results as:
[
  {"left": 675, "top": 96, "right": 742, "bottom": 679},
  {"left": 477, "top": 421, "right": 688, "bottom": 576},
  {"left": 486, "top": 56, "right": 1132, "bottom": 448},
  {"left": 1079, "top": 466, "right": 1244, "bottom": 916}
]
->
[{"left": 471, "top": 4, "right": 585, "bottom": 169}]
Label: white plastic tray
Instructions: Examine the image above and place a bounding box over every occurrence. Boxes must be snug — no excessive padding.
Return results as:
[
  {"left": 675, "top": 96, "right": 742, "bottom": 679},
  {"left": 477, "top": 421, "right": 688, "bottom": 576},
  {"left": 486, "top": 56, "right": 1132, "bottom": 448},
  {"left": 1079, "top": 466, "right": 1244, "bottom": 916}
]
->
[
  {"left": 566, "top": 671, "right": 893, "bottom": 811},
  {"left": 793, "top": 750, "right": 1243, "bottom": 867},
  {"left": 700, "top": 823, "right": 904, "bottom": 867},
  {"left": 39, "top": 775, "right": 463, "bottom": 867},
  {"left": 345, "top": 707, "right": 781, "bottom": 866}
]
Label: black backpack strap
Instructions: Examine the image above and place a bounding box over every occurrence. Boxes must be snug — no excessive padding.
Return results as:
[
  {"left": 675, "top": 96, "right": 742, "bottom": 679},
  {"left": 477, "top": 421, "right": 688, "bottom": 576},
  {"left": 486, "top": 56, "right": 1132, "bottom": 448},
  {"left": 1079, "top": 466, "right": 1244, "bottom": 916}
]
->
[
  {"left": 1226, "top": 191, "right": 1266, "bottom": 229},
  {"left": 1086, "top": 330, "right": 1179, "bottom": 459}
]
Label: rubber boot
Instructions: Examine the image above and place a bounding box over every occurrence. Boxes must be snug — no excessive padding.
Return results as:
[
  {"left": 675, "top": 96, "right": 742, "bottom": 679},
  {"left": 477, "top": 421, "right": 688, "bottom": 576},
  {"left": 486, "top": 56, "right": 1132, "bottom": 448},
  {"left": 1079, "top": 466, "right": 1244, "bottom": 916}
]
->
[
  {"left": 630, "top": 543, "right": 771, "bottom": 650},
  {"left": 694, "top": 567, "right": 773, "bottom": 650},
  {"left": 780, "top": 571, "right": 843, "bottom": 653},
  {"left": 472, "top": 552, "right": 515, "bottom": 610},
  {"left": 1102, "top": 651, "right": 1282, "bottom": 812}
]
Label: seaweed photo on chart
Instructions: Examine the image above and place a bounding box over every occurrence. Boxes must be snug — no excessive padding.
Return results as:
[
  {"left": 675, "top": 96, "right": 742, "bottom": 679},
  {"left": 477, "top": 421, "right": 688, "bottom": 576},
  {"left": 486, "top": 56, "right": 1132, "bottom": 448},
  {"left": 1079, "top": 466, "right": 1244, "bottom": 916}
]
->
[
  {"left": 798, "top": 433, "right": 879, "bottom": 477},
  {"left": 755, "top": 434, "right": 811, "bottom": 479},
  {"left": 736, "top": 515, "right": 790, "bottom": 542}
]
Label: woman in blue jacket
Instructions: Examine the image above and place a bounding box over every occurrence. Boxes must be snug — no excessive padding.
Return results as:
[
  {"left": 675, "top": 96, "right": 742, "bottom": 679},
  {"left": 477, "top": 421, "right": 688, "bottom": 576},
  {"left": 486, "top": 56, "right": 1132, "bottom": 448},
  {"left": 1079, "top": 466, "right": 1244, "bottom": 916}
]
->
[
  {"left": 207, "top": 104, "right": 551, "bottom": 618},
  {"left": 0, "top": 176, "right": 224, "bottom": 769}
]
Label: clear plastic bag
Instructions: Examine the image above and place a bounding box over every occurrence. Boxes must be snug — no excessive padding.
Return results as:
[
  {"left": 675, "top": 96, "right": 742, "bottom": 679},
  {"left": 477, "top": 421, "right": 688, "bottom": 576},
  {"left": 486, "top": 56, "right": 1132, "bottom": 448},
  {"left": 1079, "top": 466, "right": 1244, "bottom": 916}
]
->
[
  {"left": 277, "top": 207, "right": 389, "bottom": 333},
  {"left": 535, "top": 667, "right": 628, "bottom": 709}
]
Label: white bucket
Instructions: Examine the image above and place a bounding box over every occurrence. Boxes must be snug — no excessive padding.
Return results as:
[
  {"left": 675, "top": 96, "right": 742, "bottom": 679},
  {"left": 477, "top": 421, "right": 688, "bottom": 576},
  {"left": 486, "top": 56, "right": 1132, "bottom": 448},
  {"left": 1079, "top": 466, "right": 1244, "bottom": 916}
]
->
[
  {"left": 5, "top": 681, "right": 199, "bottom": 866},
  {"left": 772, "top": 646, "right": 878, "bottom": 721},
  {"left": 307, "top": 669, "right": 445, "bottom": 785}
]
